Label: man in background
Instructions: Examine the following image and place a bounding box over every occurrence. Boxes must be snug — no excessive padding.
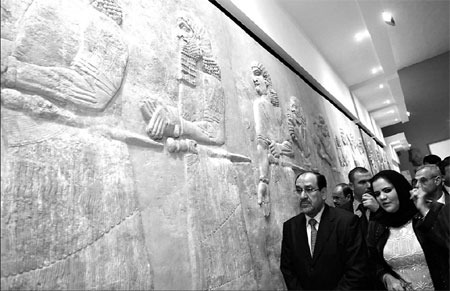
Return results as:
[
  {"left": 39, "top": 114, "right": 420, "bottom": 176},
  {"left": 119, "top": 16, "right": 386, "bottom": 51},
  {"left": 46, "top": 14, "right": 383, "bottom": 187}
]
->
[
  {"left": 439, "top": 156, "right": 450, "bottom": 194},
  {"left": 423, "top": 154, "right": 442, "bottom": 165},
  {"left": 343, "top": 167, "right": 379, "bottom": 236},
  {"left": 414, "top": 164, "right": 449, "bottom": 205},
  {"left": 411, "top": 163, "right": 449, "bottom": 290},
  {"left": 331, "top": 183, "right": 353, "bottom": 208}
]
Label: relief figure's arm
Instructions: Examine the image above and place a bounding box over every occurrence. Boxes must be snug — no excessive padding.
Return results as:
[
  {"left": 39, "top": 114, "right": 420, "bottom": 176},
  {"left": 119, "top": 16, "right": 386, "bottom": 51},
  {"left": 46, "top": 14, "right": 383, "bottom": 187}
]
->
[{"left": 4, "top": 55, "right": 124, "bottom": 111}]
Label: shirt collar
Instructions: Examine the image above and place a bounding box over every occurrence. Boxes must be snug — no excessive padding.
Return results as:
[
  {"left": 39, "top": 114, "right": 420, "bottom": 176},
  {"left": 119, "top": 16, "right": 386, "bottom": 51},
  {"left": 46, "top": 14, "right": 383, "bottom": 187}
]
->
[
  {"left": 444, "top": 185, "right": 450, "bottom": 195},
  {"left": 437, "top": 192, "right": 446, "bottom": 204},
  {"left": 353, "top": 200, "right": 361, "bottom": 213},
  {"left": 306, "top": 204, "right": 325, "bottom": 225}
]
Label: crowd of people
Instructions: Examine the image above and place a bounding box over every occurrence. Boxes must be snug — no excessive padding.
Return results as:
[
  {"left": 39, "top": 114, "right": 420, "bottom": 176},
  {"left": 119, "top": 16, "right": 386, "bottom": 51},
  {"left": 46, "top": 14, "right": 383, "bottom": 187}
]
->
[{"left": 281, "top": 154, "right": 449, "bottom": 290}]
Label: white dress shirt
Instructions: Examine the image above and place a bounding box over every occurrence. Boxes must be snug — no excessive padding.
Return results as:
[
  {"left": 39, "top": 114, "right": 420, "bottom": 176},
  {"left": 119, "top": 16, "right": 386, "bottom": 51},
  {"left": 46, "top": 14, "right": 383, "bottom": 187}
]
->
[{"left": 353, "top": 200, "right": 370, "bottom": 220}]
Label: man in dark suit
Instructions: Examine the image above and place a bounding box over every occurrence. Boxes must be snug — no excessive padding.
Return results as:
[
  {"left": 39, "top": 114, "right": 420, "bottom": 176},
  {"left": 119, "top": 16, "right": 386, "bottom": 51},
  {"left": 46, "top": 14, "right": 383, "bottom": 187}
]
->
[
  {"left": 331, "top": 183, "right": 353, "bottom": 208},
  {"left": 280, "top": 171, "right": 368, "bottom": 290},
  {"left": 340, "top": 167, "right": 380, "bottom": 235},
  {"left": 411, "top": 164, "right": 449, "bottom": 290}
]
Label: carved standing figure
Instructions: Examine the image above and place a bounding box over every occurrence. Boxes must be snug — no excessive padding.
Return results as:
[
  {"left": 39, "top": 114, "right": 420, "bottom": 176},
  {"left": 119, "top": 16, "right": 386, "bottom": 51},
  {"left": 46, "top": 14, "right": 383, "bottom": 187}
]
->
[
  {"left": 141, "top": 15, "right": 225, "bottom": 149},
  {"left": 312, "top": 114, "right": 337, "bottom": 171},
  {"left": 251, "top": 62, "right": 293, "bottom": 217},
  {"left": 0, "top": 0, "right": 153, "bottom": 289},
  {"left": 2, "top": 0, "right": 128, "bottom": 112},
  {"left": 287, "top": 96, "right": 311, "bottom": 166},
  {"left": 139, "top": 15, "right": 255, "bottom": 290}
]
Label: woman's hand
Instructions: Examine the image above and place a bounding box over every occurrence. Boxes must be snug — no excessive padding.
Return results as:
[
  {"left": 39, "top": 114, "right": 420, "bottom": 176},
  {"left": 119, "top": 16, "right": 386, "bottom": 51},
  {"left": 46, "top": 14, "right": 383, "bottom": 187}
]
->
[{"left": 383, "top": 274, "right": 405, "bottom": 291}]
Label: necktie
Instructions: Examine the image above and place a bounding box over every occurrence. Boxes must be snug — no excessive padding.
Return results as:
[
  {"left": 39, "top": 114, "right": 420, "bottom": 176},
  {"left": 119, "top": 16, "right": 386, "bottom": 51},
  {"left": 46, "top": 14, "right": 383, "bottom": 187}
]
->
[
  {"left": 308, "top": 218, "right": 317, "bottom": 256},
  {"left": 357, "top": 203, "right": 368, "bottom": 229}
]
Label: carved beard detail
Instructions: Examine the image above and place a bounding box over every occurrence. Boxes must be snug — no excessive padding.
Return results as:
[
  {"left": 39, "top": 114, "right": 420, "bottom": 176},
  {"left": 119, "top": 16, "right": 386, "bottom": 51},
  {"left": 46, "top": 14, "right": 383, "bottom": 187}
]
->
[
  {"left": 252, "top": 77, "right": 268, "bottom": 96},
  {"left": 178, "top": 17, "right": 221, "bottom": 86},
  {"left": 90, "top": 0, "right": 123, "bottom": 26}
]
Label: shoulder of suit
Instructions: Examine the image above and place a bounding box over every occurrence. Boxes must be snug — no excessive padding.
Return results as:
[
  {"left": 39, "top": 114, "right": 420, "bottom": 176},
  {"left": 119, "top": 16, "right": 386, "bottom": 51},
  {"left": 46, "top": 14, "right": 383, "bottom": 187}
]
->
[
  {"left": 283, "top": 213, "right": 304, "bottom": 225},
  {"left": 330, "top": 206, "right": 357, "bottom": 221}
]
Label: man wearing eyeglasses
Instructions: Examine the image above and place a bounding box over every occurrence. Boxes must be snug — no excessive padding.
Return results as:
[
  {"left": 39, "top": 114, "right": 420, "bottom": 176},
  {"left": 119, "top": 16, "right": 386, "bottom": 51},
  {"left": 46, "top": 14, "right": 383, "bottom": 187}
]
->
[
  {"left": 410, "top": 164, "right": 449, "bottom": 290},
  {"left": 280, "top": 171, "right": 368, "bottom": 290},
  {"left": 414, "top": 164, "right": 449, "bottom": 206}
]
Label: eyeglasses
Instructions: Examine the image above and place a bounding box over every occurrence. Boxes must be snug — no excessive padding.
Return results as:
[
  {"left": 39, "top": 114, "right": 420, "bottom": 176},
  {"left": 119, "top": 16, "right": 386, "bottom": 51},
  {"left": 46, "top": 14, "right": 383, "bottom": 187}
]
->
[
  {"left": 416, "top": 176, "right": 438, "bottom": 185},
  {"left": 296, "top": 187, "right": 319, "bottom": 195}
]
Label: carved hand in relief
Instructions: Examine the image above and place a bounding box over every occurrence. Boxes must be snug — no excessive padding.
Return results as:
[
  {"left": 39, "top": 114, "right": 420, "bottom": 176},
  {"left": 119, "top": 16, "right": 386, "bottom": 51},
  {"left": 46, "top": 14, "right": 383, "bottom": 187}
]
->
[
  {"left": 140, "top": 99, "right": 181, "bottom": 140},
  {"left": 257, "top": 181, "right": 267, "bottom": 205},
  {"left": 280, "top": 141, "right": 294, "bottom": 158},
  {"left": 287, "top": 115, "right": 300, "bottom": 144},
  {"left": 269, "top": 140, "right": 294, "bottom": 159},
  {"left": 269, "top": 141, "right": 281, "bottom": 159},
  {"left": 257, "top": 181, "right": 271, "bottom": 217}
]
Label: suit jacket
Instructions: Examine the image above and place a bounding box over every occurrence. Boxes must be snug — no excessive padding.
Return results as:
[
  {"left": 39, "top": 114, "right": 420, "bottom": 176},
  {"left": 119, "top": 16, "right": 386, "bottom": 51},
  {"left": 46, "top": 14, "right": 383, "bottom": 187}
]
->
[
  {"left": 339, "top": 200, "right": 354, "bottom": 213},
  {"left": 280, "top": 204, "right": 368, "bottom": 290},
  {"left": 339, "top": 200, "right": 370, "bottom": 238},
  {"left": 414, "top": 197, "right": 449, "bottom": 290}
]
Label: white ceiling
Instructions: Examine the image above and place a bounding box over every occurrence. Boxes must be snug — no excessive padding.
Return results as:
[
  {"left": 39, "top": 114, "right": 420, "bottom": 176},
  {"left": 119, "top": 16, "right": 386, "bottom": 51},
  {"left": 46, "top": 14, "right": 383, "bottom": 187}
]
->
[{"left": 276, "top": 0, "right": 449, "bottom": 130}]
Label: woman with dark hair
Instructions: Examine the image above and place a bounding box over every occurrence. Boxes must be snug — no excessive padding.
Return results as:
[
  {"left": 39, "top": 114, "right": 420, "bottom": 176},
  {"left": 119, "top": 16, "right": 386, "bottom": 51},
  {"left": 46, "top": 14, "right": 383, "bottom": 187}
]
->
[{"left": 367, "top": 170, "right": 433, "bottom": 290}]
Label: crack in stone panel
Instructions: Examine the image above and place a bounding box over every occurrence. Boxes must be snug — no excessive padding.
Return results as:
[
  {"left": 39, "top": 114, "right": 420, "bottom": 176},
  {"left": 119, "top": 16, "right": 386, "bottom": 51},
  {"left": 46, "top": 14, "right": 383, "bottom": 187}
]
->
[
  {"left": 186, "top": 154, "right": 257, "bottom": 290},
  {"left": 200, "top": 202, "right": 241, "bottom": 244},
  {"left": 209, "top": 269, "right": 255, "bottom": 290},
  {"left": 1, "top": 127, "right": 152, "bottom": 289},
  {"left": 1, "top": 208, "right": 140, "bottom": 279}
]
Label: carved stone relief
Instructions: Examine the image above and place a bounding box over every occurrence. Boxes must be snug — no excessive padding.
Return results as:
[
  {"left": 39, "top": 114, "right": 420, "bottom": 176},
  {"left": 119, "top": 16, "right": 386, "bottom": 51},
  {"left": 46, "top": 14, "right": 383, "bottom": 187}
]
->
[
  {"left": 2, "top": 0, "right": 128, "bottom": 112},
  {"left": 184, "top": 153, "right": 257, "bottom": 290},
  {"left": 137, "top": 14, "right": 255, "bottom": 290},
  {"left": 312, "top": 114, "right": 337, "bottom": 172},
  {"left": 334, "top": 133, "right": 349, "bottom": 168},
  {"left": 0, "top": 1, "right": 153, "bottom": 289},
  {"left": 251, "top": 62, "right": 296, "bottom": 217},
  {"left": 141, "top": 15, "right": 225, "bottom": 151},
  {"left": 287, "top": 96, "right": 312, "bottom": 167},
  {"left": 0, "top": 0, "right": 378, "bottom": 289}
]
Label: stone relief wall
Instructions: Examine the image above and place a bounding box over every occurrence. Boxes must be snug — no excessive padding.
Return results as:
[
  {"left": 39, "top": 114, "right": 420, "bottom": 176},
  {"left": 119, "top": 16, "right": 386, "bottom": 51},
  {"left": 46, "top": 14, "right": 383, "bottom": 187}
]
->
[
  {"left": 360, "top": 130, "right": 391, "bottom": 174},
  {"left": 1, "top": 0, "right": 375, "bottom": 290}
]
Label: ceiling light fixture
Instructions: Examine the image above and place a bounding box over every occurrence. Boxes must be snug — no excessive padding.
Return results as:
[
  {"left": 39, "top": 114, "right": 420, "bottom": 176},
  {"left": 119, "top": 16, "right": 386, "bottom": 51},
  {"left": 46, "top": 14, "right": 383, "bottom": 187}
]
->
[
  {"left": 383, "top": 100, "right": 391, "bottom": 104},
  {"left": 371, "top": 66, "right": 382, "bottom": 74},
  {"left": 382, "top": 11, "right": 395, "bottom": 26},
  {"left": 379, "top": 84, "right": 384, "bottom": 89},
  {"left": 354, "top": 30, "right": 370, "bottom": 42}
]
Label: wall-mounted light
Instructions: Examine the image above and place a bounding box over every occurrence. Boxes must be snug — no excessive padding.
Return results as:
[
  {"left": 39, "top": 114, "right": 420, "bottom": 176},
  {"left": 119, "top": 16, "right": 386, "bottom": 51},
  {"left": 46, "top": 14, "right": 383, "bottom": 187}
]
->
[
  {"left": 382, "top": 11, "right": 395, "bottom": 26},
  {"left": 407, "top": 111, "right": 411, "bottom": 117}
]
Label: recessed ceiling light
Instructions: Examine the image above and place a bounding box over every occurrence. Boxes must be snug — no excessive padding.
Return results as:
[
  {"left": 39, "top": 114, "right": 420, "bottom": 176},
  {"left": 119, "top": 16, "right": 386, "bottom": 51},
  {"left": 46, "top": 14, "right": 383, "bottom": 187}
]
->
[
  {"left": 354, "top": 30, "right": 370, "bottom": 42},
  {"left": 379, "top": 84, "right": 384, "bottom": 89},
  {"left": 382, "top": 11, "right": 395, "bottom": 26},
  {"left": 371, "top": 66, "right": 382, "bottom": 74}
]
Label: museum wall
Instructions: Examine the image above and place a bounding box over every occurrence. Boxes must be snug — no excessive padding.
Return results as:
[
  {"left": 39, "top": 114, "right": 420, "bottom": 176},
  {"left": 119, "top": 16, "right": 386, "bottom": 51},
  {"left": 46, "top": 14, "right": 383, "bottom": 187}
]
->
[
  {"left": 382, "top": 52, "right": 450, "bottom": 177},
  {"left": 1, "top": 0, "right": 375, "bottom": 290}
]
